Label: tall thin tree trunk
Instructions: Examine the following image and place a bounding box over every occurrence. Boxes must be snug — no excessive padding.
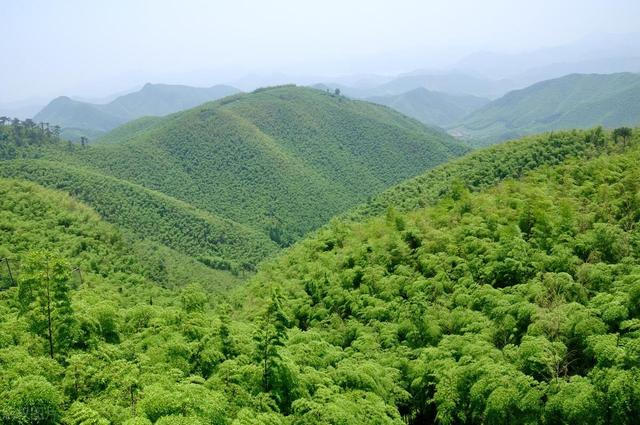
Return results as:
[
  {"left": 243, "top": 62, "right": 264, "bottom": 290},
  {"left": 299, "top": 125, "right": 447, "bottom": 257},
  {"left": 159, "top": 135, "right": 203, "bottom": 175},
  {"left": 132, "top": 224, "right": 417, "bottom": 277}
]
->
[
  {"left": 45, "top": 267, "right": 54, "bottom": 358},
  {"left": 5, "top": 258, "right": 15, "bottom": 286}
]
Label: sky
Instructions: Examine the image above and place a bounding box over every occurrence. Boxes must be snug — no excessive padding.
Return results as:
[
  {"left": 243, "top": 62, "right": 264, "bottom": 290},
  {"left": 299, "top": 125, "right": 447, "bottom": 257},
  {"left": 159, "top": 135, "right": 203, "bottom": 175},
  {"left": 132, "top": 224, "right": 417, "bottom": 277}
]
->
[{"left": 2, "top": 0, "right": 640, "bottom": 103}]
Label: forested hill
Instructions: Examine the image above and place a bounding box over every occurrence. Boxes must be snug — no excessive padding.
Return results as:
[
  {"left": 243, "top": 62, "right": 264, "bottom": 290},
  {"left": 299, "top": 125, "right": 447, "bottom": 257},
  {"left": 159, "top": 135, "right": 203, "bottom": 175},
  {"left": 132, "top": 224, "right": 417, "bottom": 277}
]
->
[
  {"left": 33, "top": 83, "right": 240, "bottom": 140},
  {"left": 451, "top": 72, "right": 640, "bottom": 144},
  {"left": 346, "top": 127, "right": 620, "bottom": 221},
  {"left": 0, "top": 119, "right": 279, "bottom": 276},
  {"left": 0, "top": 178, "right": 242, "bottom": 293},
  {"left": 46, "top": 85, "right": 468, "bottom": 247},
  {"left": 238, "top": 130, "right": 640, "bottom": 423},
  {"left": 0, "top": 159, "right": 279, "bottom": 270}
]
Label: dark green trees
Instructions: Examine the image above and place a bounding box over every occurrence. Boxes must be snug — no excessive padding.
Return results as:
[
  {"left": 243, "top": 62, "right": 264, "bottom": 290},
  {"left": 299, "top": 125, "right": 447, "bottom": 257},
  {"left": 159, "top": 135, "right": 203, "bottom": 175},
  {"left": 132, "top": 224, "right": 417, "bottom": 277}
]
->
[
  {"left": 0, "top": 118, "right": 61, "bottom": 159},
  {"left": 613, "top": 127, "right": 633, "bottom": 146}
]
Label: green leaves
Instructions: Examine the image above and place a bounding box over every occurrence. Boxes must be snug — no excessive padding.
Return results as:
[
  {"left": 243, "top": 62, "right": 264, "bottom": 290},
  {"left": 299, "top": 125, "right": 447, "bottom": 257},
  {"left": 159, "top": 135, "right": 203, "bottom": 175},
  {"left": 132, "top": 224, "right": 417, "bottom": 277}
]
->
[
  {"left": 242, "top": 137, "right": 640, "bottom": 423},
  {"left": 1, "top": 375, "right": 62, "bottom": 425},
  {"left": 545, "top": 377, "right": 605, "bottom": 425}
]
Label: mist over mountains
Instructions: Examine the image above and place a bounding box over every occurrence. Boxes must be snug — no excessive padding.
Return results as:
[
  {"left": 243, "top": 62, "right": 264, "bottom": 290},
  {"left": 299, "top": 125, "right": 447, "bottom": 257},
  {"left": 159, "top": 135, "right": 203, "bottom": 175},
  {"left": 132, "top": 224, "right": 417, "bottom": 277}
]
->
[
  {"left": 32, "top": 83, "right": 239, "bottom": 139},
  {"left": 13, "top": 32, "right": 639, "bottom": 144},
  {"left": 451, "top": 72, "right": 640, "bottom": 144}
]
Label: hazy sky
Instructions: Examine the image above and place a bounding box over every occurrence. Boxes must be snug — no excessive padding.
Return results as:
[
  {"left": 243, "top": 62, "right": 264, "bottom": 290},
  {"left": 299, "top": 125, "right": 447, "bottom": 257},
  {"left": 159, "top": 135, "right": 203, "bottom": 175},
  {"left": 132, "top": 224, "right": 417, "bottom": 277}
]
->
[{"left": 2, "top": 0, "right": 640, "bottom": 103}]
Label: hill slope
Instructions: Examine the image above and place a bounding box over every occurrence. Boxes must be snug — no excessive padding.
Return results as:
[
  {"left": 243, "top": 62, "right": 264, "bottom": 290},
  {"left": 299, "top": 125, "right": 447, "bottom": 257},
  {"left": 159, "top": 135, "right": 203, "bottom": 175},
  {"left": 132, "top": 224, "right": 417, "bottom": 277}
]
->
[
  {"left": 34, "top": 83, "right": 240, "bottom": 139},
  {"left": 0, "top": 119, "right": 278, "bottom": 272},
  {"left": 52, "top": 85, "right": 467, "bottom": 246},
  {"left": 347, "top": 128, "right": 613, "bottom": 220},
  {"left": 452, "top": 72, "right": 640, "bottom": 144},
  {"left": 367, "top": 87, "right": 489, "bottom": 128},
  {"left": 0, "top": 159, "right": 278, "bottom": 271},
  {"left": 0, "top": 178, "right": 241, "bottom": 291},
  {"left": 0, "top": 177, "right": 248, "bottom": 422},
  {"left": 237, "top": 132, "right": 640, "bottom": 423}
]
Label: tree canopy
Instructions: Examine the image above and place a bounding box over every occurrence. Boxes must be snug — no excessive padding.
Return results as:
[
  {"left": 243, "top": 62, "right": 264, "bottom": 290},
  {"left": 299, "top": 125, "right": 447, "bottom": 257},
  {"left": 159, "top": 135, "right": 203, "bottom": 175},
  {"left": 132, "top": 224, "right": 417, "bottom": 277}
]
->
[{"left": 0, "top": 127, "right": 638, "bottom": 424}]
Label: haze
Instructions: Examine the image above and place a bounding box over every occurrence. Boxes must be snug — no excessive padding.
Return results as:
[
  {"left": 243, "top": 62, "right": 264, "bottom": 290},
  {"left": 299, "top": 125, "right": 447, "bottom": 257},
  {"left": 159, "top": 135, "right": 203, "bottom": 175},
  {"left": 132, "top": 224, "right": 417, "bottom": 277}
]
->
[{"left": 2, "top": 0, "right": 640, "bottom": 104}]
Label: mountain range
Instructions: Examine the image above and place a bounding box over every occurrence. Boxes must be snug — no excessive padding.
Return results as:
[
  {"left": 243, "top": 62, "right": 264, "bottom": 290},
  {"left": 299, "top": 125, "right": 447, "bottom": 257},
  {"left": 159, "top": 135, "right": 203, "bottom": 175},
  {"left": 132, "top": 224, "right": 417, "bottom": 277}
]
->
[
  {"left": 315, "top": 72, "right": 511, "bottom": 100},
  {"left": 451, "top": 72, "right": 640, "bottom": 144},
  {"left": 316, "top": 71, "right": 640, "bottom": 144},
  {"left": 33, "top": 83, "right": 240, "bottom": 139},
  {"left": 366, "top": 87, "right": 489, "bottom": 128}
]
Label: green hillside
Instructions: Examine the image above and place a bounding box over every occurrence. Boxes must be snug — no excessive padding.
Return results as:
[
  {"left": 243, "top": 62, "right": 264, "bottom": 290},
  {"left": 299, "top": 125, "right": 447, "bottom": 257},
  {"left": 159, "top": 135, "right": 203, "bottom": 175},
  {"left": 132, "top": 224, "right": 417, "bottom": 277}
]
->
[
  {"left": 0, "top": 159, "right": 278, "bottom": 272},
  {"left": 2, "top": 130, "right": 637, "bottom": 424},
  {"left": 236, "top": 130, "right": 640, "bottom": 423},
  {"left": 50, "top": 85, "right": 467, "bottom": 246},
  {"left": 0, "top": 178, "right": 240, "bottom": 292},
  {"left": 93, "top": 116, "right": 163, "bottom": 145},
  {"left": 1, "top": 118, "right": 278, "bottom": 273},
  {"left": 452, "top": 73, "right": 640, "bottom": 144},
  {"left": 33, "top": 83, "right": 240, "bottom": 140},
  {"left": 367, "top": 87, "right": 489, "bottom": 128},
  {"left": 347, "top": 128, "right": 612, "bottom": 220},
  {"left": 0, "top": 177, "right": 251, "bottom": 422}
]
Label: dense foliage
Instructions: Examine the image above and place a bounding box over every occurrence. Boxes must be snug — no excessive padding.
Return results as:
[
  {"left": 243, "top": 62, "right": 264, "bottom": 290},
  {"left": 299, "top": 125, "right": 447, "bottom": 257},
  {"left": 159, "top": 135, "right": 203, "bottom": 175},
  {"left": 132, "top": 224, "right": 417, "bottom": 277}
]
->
[
  {"left": 0, "top": 178, "right": 241, "bottom": 292},
  {"left": 242, "top": 135, "right": 640, "bottom": 423},
  {"left": 0, "top": 159, "right": 277, "bottom": 272},
  {"left": 453, "top": 72, "right": 640, "bottom": 144},
  {"left": 2, "top": 127, "right": 639, "bottom": 424},
  {"left": 348, "top": 127, "right": 621, "bottom": 220},
  {"left": 0, "top": 118, "right": 63, "bottom": 160},
  {"left": 0, "top": 178, "right": 245, "bottom": 423}
]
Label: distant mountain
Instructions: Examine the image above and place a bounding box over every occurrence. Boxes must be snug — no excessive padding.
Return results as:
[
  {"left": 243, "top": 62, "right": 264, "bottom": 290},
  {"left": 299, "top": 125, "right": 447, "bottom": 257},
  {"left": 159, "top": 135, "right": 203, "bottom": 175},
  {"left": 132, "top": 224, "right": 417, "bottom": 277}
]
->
[
  {"left": 34, "top": 96, "right": 124, "bottom": 133},
  {"left": 513, "top": 56, "right": 640, "bottom": 88},
  {"left": 313, "top": 34, "right": 640, "bottom": 105},
  {"left": 371, "top": 73, "right": 515, "bottom": 99},
  {"left": 452, "top": 32, "right": 640, "bottom": 80},
  {"left": 34, "top": 83, "right": 240, "bottom": 139},
  {"left": 316, "top": 72, "right": 516, "bottom": 100},
  {"left": 105, "top": 83, "right": 240, "bottom": 117},
  {"left": 366, "top": 87, "right": 489, "bottom": 128},
  {"left": 451, "top": 72, "right": 640, "bottom": 144}
]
